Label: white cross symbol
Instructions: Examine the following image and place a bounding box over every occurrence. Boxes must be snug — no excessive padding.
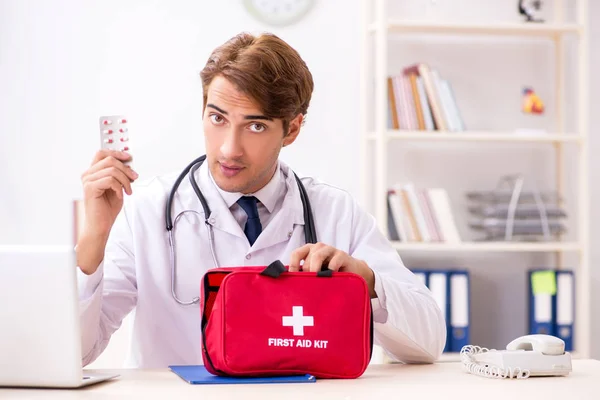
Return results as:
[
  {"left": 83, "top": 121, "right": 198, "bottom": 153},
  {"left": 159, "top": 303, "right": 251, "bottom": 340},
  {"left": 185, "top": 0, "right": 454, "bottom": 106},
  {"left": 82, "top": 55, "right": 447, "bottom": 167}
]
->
[{"left": 282, "top": 306, "right": 314, "bottom": 336}]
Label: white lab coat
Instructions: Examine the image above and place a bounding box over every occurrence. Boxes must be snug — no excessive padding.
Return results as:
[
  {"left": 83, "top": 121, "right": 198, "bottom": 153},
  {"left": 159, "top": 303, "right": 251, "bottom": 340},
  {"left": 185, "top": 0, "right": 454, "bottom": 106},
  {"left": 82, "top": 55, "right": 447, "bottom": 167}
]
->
[{"left": 78, "top": 160, "right": 446, "bottom": 368}]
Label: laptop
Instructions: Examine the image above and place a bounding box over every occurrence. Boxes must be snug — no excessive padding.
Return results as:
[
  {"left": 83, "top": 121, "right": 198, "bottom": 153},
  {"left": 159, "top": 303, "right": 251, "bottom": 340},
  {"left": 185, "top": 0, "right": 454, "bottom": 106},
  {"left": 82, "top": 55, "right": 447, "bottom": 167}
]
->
[{"left": 0, "top": 245, "right": 119, "bottom": 388}]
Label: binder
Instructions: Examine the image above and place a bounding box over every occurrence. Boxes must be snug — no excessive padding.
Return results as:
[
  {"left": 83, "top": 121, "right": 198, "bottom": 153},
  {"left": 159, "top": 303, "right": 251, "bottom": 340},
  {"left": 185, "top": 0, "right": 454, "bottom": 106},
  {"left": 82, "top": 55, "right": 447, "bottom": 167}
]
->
[
  {"left": 411, "top": 269, "right": 429, "bottom": 288},
  {"left": 169, "top": 365, "right": 316, "bottom": 385},
  {"left": 555, "top": 270, "right": 574, "bottom": 351},
  {"left": 449, "top": 270, "right": 470, "bottom": 352},
  {"left": 528, "top": 269, "right": 556, "bottom": 336},
  {"left": 427, "top": 271, "right": 451, "bottom": 352}
]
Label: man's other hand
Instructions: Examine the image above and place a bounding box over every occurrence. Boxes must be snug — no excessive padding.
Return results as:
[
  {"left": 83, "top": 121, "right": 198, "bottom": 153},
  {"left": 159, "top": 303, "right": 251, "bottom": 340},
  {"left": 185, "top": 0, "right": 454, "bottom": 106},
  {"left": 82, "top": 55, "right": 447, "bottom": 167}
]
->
[{"left": 288, "top": 243, "right": 377, "bottom": 298}]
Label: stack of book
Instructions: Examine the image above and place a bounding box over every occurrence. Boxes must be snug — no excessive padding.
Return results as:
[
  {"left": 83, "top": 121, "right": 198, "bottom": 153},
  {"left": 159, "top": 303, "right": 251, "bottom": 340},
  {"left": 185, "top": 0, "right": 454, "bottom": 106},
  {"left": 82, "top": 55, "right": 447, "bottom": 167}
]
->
[
  {"left": 466, "top": 188, "right": 567, "bottom": 241},
  {"left": 388, "top": 63, "right": 465, "bottom": 132},
  {"left": 387, "top": 183, "right": 461, "bottom": 243}
]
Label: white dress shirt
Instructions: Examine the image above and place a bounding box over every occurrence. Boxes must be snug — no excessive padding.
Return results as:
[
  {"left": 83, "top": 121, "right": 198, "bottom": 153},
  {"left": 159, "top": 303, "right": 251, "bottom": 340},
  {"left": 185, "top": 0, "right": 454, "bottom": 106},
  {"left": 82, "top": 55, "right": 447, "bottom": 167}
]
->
[
  {"left": 211, "top": 164, "right": 285, "bottom": 231},
  {"left": 77, "top": 159, "right": 446, "bottom": 368}
]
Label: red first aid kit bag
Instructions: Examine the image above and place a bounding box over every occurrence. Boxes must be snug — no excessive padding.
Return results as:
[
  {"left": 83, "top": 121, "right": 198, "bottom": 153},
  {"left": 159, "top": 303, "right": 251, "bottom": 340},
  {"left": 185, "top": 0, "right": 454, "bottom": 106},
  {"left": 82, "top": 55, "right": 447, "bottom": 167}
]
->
[{"left": 200, "top": 260, "right": 373, "bottom": 379}]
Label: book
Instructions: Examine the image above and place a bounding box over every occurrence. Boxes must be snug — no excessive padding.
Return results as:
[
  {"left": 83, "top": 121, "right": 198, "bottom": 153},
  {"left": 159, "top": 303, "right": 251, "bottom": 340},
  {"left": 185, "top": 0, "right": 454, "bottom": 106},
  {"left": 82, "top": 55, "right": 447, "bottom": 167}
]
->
[{"left": 386, "top": 184, "right": 461, "bottom": 243}]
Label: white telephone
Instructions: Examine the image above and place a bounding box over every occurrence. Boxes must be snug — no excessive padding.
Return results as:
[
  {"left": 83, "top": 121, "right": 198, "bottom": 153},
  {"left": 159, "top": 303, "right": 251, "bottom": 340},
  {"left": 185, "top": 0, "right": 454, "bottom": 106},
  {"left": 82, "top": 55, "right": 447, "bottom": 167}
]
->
[{"left": 460, "top": 334, "right": 572, "bottom": 379}]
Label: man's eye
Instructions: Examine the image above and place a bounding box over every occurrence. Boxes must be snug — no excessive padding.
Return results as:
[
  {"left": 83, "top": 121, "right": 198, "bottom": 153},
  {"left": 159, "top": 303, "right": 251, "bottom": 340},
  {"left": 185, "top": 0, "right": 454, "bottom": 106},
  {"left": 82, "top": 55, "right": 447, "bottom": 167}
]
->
[
  {"left": 249, "top": 123, "right": 265, "bottom": 133},
  {"left": 210, "top": 114, "right": 224, "bottom": 124}
]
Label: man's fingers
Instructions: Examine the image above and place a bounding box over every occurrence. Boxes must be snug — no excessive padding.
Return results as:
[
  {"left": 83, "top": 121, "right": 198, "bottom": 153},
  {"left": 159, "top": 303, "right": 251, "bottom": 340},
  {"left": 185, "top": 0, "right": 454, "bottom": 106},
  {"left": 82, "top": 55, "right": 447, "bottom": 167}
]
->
[
  {"left": 304, "top": 247, "right": 335, "bottom": 273},
  {"left": 107, "top": 177, "right": 124, "bottom": 200},
  {"left": 85, "top": 176, "right": 123, "bottom": 200},
  {"left": 85, "top": 167, "right": 133, "bottom": 195},
  {"left": 91, "top": 149, "right": 132, "bottom": 166},
  {"left": 84, "top": 155, "right": 138, "bottom": 182},
  {"left": 288, "top": 244, "right": 312, "bottom": 272},
  {"left": 84, "top": 168, "right": 132, "bottom": 196},
  {"left": 326, "top": 253, "right": 347, "bottom": 272}
]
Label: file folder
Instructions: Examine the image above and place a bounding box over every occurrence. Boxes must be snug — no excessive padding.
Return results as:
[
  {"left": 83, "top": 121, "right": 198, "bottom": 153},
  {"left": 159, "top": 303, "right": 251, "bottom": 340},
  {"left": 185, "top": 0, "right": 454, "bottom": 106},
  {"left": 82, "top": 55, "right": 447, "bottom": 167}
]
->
[
  {"left": 169, "top": 365, "right": 316, "bottom": 385},
  {"left": 528, "top": 269, "right": 556, "bottom": 337},
  {"left": 555, "top": 270, "right": 574, "bottom": 351},
  {"left": 411, "top": 269, "right": 429, "bottom": 288},
  {"left": 449, "top": 270, "right": 470, "bottom": 352},
  {"left": 428, "top": 271, "right": 451, "bottom": 352}
]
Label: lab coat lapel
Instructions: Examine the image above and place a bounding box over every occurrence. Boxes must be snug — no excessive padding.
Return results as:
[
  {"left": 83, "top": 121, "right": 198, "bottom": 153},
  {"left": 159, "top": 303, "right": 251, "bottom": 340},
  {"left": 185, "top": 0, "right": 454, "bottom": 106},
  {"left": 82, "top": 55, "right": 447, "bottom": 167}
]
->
[{"left": 250, "top": 162, "right": 305, "bottom": 252}]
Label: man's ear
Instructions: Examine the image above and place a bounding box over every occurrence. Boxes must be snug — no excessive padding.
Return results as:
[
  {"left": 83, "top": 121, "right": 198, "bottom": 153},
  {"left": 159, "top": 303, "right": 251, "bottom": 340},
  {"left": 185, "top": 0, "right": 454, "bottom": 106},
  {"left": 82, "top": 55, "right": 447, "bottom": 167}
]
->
[{"left": 282, "top": 114, "right": 303, "bottom": 147}]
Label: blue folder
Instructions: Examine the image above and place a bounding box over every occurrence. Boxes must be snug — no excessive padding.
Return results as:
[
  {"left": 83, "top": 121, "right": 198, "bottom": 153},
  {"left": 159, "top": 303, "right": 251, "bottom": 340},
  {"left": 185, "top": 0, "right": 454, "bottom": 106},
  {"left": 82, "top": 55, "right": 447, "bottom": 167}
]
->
[
  {"left": 169, "top": 365, "right": 316, "bottom": 385},
  {"left": 426, "top": 271, "right": 451, "bottom": 353},
  {"left": 448, "top": 270, "right": 470, "bottom": 353},
  {"left": 555, "top": 270, "right": 575, "bottom": 351},
  {"left": 410, "top": 269, "right": 429, "bottom": 288},
  {"left": 528, "top": 269, "right": 556, "bottom": 337}
]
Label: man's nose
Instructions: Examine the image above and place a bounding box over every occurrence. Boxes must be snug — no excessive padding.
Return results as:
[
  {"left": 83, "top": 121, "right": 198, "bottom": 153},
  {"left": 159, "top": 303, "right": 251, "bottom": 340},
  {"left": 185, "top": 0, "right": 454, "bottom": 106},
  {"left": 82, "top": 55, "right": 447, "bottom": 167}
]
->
[{"left": 220, "top": 128, "right": 244, "bottom": 159}]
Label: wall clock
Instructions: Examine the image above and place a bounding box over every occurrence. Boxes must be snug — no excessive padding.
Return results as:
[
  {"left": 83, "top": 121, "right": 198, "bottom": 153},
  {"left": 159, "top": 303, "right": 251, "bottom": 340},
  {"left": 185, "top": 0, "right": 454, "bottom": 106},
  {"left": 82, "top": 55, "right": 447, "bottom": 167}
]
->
[{"left": 243, "top": 0, "right": 315, "bottom": 27}]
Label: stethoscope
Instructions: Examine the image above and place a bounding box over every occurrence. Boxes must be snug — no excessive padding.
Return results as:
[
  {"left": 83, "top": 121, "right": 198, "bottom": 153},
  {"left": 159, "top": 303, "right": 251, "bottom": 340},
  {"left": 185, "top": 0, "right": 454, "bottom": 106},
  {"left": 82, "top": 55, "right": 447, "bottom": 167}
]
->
[{"left": 165, "top": 155, "right": 318, "bottom": 305}]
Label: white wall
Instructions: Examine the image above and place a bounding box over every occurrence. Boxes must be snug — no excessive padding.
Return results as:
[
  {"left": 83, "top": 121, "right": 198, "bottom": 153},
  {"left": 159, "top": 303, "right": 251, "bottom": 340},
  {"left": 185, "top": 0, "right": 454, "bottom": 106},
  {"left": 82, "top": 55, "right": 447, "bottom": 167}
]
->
[
  {"left": 1, "top": 0, "right": 598, "bottom": 367},
  {"left": 0, "top": 0, "right": 361, "bottom": 246}
]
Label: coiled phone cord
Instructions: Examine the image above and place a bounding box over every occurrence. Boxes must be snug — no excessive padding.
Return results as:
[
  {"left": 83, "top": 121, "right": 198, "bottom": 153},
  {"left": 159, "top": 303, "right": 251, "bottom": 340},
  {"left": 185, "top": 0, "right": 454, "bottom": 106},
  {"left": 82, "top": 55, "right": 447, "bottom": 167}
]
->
[{"left": 460, "top": 345, "right": 530, "bottom": 379}]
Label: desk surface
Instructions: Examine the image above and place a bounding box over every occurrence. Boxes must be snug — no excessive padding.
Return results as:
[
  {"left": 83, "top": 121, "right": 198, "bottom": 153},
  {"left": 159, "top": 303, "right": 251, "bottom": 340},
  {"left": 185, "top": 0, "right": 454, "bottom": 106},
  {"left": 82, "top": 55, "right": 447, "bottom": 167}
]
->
[{"left": 2, "top": 360, "right": 599, "bottom": 400}]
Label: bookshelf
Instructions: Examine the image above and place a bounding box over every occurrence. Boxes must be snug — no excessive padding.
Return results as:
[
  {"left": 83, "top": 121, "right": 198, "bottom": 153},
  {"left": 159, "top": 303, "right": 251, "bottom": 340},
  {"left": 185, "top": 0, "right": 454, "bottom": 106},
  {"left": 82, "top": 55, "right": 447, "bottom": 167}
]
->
[
  {"left": 391, "top": 241, "right": 580, "bottom": 253},
  {"left": 359, "top": 1, "right": 590, "bottom": 362},
  {"left": 369, "top": 20, "right": 583, "bottom": 36},
  {"left": 367, "top": 131, "right": 583, "bottom": 143}
]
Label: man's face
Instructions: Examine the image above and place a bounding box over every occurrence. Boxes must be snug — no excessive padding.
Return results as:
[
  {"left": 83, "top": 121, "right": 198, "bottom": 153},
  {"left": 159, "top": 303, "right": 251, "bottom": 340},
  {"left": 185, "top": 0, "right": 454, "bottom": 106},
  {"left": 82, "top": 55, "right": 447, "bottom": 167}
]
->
[{"left": 203, "top": 76, "right": 300, "bottom": 194}]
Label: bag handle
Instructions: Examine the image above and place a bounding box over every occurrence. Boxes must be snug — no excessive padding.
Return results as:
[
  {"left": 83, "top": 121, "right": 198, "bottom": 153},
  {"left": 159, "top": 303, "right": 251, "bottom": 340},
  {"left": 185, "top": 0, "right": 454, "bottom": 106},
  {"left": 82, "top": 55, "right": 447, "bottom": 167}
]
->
[
  {"left": 260, "top": 260, "right": 286, "bottom": 278},
  {"left": 260, "top": 260, "right": 333, "bottom": 278}
]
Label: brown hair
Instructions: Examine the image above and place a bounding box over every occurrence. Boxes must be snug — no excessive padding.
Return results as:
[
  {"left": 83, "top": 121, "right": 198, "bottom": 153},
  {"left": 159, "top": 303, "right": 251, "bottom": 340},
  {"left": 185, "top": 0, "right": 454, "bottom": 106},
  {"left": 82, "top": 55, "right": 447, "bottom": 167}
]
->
[{"left": 200, "top": 32, "right": 314, "bottom": 134}]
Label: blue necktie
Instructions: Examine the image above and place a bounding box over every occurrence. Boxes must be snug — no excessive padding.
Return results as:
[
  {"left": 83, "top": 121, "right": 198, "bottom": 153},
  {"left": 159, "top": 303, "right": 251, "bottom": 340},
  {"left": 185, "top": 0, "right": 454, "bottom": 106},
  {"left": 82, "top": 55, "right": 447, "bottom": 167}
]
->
[{"left": 237, "top": 196, "right": 262, "bottom": 245}]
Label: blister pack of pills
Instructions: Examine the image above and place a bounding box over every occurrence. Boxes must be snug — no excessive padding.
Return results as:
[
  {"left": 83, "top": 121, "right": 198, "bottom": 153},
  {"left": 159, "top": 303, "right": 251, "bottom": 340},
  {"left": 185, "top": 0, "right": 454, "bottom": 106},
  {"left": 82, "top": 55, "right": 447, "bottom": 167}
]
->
[{"left": 99, "top": 115, "right": 131, "bottom": 165}]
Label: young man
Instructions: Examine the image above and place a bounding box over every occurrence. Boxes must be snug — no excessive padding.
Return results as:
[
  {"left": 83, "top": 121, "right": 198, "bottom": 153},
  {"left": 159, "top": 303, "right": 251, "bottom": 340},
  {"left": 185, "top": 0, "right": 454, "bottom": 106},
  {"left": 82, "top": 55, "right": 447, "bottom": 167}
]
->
[{"left": 77, "top": 32, "right": 446, "bottom": 368}]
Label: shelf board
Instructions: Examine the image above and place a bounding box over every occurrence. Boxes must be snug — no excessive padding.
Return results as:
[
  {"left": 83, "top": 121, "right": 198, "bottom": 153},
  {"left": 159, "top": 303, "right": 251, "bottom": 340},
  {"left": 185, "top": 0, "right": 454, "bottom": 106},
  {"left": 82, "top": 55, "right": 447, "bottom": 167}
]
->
[
  {"left": 391, "top": 241, "right": 581, "bottom": 252},
  {"left": 368, "top": 21, "right": 583, "bottom": 37},
  {"left": 367, "top": 131, "right": 582, "bottom": 143}
]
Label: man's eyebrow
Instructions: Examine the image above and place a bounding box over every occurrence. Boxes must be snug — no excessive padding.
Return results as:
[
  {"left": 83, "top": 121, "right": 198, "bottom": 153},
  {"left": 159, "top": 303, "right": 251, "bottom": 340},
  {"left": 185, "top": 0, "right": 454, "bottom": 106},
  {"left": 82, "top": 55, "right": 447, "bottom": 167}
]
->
[
  {"left": 244, "top": 114, "right": 273, "bottom": 121},
  {"left": 206, "top": 103, "right": 273, "bottom": 121},
  {"left": 206, "top": 104, "right": 227, "bottom": 114}
]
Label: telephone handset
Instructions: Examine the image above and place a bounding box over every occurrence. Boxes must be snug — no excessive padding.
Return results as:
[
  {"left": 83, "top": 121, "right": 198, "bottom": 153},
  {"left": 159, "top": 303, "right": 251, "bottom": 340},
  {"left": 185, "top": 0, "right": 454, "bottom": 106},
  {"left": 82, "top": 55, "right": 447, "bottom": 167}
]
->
[{"left": 461, "top": 334, "right": 572, "bottom": 379}]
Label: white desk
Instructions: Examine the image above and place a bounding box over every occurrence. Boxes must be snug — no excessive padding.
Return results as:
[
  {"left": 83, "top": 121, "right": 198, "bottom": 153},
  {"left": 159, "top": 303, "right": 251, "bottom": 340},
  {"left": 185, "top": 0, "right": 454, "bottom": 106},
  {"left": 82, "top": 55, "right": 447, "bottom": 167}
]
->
[{"left": 2, "top": 360, "right": 599, "bottom": 399}]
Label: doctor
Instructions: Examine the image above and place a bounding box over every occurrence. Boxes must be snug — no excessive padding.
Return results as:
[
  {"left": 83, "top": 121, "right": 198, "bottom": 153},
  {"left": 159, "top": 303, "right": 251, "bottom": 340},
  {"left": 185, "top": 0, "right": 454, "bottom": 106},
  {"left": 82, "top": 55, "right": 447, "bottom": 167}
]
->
[{"left": 76, "top": 32, "right": 446, "bottom": 368}]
